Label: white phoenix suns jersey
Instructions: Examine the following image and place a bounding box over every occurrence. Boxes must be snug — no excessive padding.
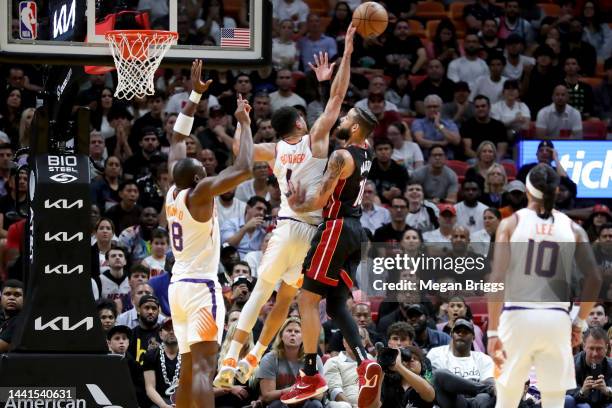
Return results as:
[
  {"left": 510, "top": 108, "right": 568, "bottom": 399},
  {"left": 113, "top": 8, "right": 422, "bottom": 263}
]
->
[
  {"left": 505, "top": 208, "right": 576, "bottom": 310},
  {"left": 165, "top": 185, "right": 220, "bottom": 281},
  {"left": 274, "top": 134, "right": 327, "bottom": 225}
]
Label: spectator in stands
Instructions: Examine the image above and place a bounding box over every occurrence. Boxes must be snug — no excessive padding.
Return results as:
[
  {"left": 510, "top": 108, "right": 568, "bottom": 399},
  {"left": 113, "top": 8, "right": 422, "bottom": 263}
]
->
[
  {"left": 442, "top": 81, "right": 475, "bottom": 127},
  {"left": 405, "top": 184, "right": 440, "bottom": 233},
  {"left": 258, "top": 317, "right": 324, "bottom": 407},
  {"left": 587, "top": 304, "right": 609, "bottom": 329},
  {"left": 497, "top": 0, "right": 533, "bottom": 43},
  {"left": 198, "top": 0, "right": 237, "bottom": 46},
  {"left": 323, "top": 326, "right": 372, "bottom": 407},
  {"left": 414, "top": 59, "right": 456, "bottom": 116},
  {"left": 465, "top": 141, "right": 499, "bottom": 186},
  {"left": 136, "top": 155, "right": 169, "bottom": 212},
  {"left": 562, "top": 56, "right": 595, "bottom": 119},
  {"left": 479, "top": 18, "right": 505, "bottom": 60},
  {"left": 143, "top": 318, "right": 180, "bottom": 408},
  {"left": 594, "top": 57, "right": 612, "bottom": 130},
  {"left": 470, "top": 207, "right": 501, "bottom": 257},
  {"left": 412, "top": 95, "right": 461, "bottom": 159},
  {"left": 502, "top": 34, "right": 534, "bottom": 81},
  {"left": 461, "top": 96, "right": 508, "bottom": 161},
  {"left": 269, "top": 69, "right": 307, "bottom": 112},
  {"left": 386, "top": 122, "right": 423, "bottom": 173},
  {"left": 106, "top": 105, "right": 134, "bottom": 163},
  {"left": 129, "top": 294, "right": 162, "bottom": 364},
  {"left": 130, "top": 92, "right": 165, "bottom": 152},
  {"left": 480, "top": 163, "right": 507, "bottom": 210},
  {"left": 490, "top": 79, "right": 531, "bottom": 138},
  {"left": 411, "top": 146, "right": 459, "bottom": 204},
  {"left": 235, "top": 161, "right": 271, "bottom": 202},
  {"left": 522, "top": 45, "right": 563, "bottom": 119},
  {"left": 380, "top": 345, "right": 436, "bottom": 408},
  {"left": 0, "top": 279, "right": 23, "bottom": 352},
  {"left": 423, "top": 204, "right": 457, "bottom": 243},
  {"left": 436, "top": 297, "right": 486, "bottom": 352},
  {"left": 244, "top": 232, "right": 271, "bottom": 278},
  {"left": 325, "top": 2, "right": 352, "bottom": 52},
  {"left": 149, "top": 256, "right": 172, "bottom": 317},
  {"left": 374, "top": 196, "right": 410, "bottom": 244},
  {"left": 535, "top": 84, "right": 583, "bottom": 138},
  {"left": 123, "top": 127, "right": 161, "bottom": 180},
  {"left": 470, "top": 54, "right": 508, "bottom": 105},
  {"left": 116, "top": 282, "right": 164, "bottom": 329},
  {"left": 563, "top": 19, "right": 597, "bottom": 77},
  {"left": 0, "top": 87, "right": 23, "bottom": 145},
  {"left": 499, "top": 180, "right": 527, "bottom": 218},
  {"left": 447, "top": 34, "right": 489, "bottom": 90},
  {"left": 387, "top": 321, "right": 415, "bottom": 349},
  {"left": 107, "top": 324, "right": 132, "bottom": 356},
  {"left": 252, "top": 92, "right": 273, "bottom": 130},
  {"left": 215, "top": 188, "right": 247, "bottom": 230},
  {"left": 384, "top": 19, "right": 427, "bottom": 76},
  {"left": 565, "top": 327, "right": 612, "bottom": 407},
  {"left": 221, "top": 196, "right": 271, "bottom": 259},
  {"left": 427, "top": 19, "right": 462, "bottom": 68},
  {"left": 368, "top": 138, "right": 408, "bottom": 205},
  {"left": 298, "top": 14, "right": 337, "bottom": 72},
  {"left": 97, "top": 298, "right": 118, "bottom": 334},
  {"left": 361, "top": 180, "right": 391, "bottom": 235},
  {"left": 516, "top": 140, "right": 570, "bottom": 183},
  {"left": 594, "top": 223, "right": 612, "bottom": 298},
  {"left": 585, "top": 205, "right": 612, "bottom": 243},
  {"left": 142, "top": 228, "right": 169, "bottom": 277},
  {"left": 0, "top": 167, "right": 27, "bottom": 234},
  {"left": 463, "top": 0, "right": 503, "bottom": 31},
  {"left": 355, "top": 75, "right": 399, "bottom": 113},
  {"left": 91, "top": 87, "right": 116, "bottom": 140},
  {"left": 159, "top": 113, "right": 176, "bottom": 151},
  {"left": 100, "top": 245, "right": 130, "bottom": 303},
  {"left": 272, "top": 0, "right": 309, "bottom": 35},
  {"left": 455, "top": 179, "right": 488, "bottom": 234},
  {"left": 386, "top": 73, "right": 413, "bottom": 115},
  {"left": 197, "top": 105, "right": 234, "bottom": 170},
  {"left": 580, "top": 1, "right": 612, "bottom": 60},
  {"left": 106, "top": 180, "right": 142, "bottom": 233},
  {"left": 117, "top": 206, "right": 159, "bottom": 263},
  {"left": 428, "top": 319, "right": 495, "bottom": 408},
  {"left": 368, "top": 93, "right": 403, "bottom": 140}
]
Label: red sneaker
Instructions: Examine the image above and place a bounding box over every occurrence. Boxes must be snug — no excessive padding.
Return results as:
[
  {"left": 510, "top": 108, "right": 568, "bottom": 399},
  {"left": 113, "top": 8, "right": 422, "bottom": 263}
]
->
[
  {"left": 357, "top": 359, "right": 383, "bottom": 408},
  {"left": 280, "top": 370, "right": 328, "bottom": 404}
]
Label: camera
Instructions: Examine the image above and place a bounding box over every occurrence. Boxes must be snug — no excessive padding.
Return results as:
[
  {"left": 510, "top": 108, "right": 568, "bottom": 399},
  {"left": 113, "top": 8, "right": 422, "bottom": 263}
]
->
[
  {"left": 377, "top": 346, "right": 412, "bottom": 373},
  {"left": 263, "top": 215, "right": 274, "bottom": 221}
]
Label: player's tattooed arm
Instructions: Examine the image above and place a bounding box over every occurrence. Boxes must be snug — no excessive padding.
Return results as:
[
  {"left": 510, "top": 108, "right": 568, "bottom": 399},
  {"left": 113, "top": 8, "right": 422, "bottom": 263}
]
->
[
  {"left": 287, "top": 149, "right": 353, "bottom": 212},
  {"left": 168, "top": 59, "right": 212, "bottom": 180}
]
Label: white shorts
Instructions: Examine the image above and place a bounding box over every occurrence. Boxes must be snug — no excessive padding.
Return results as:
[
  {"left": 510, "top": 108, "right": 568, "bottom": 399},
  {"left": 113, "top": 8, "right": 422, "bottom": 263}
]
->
[
  {"left": 168, "top": 278, "right": 225, "bottom": 354},
  {"left": 498, "top": 307, "right": 576, "bottom": 392},
  {"left": 257, "top": 219, "right": 318, "bottom": 288}
]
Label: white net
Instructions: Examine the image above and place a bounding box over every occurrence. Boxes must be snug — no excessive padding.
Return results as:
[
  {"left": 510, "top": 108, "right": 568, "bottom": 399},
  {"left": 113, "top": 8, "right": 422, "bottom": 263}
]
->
[{"left": 106, "top": 30, "right": 178, "bottom": 100}]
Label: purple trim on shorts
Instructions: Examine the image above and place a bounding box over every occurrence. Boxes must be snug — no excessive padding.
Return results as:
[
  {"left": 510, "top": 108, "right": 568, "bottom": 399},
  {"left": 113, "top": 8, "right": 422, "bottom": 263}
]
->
[
  {"left": 277, "top": 216, "right": 319, "bottom": 227},
  {"left": 503, "top": 306, "right": 569, "bottom": 314},
  {"left": 170, "top": 278, "right": 217, "bottom": 319}
]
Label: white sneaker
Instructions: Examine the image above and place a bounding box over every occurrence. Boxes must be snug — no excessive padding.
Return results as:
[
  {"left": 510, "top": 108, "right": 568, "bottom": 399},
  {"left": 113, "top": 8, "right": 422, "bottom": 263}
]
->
[
  {"left": 235, "top": 354, "right": 259, "bottom": 384},
  {"left": 213, "top": 359, "right": 236, "bottom": 388}
]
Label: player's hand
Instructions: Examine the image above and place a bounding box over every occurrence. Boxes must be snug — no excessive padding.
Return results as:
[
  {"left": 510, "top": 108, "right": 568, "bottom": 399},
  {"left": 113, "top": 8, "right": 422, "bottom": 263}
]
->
[
  {"left": 286, "top": 180, "right": 306, "bottom": 209},
  {"left": 235, "top": 93, "right": 252, "bottom": 126},
  {"left": 230, "top": 385, "right": 249, "bottom": 399},
  {"left": 344, "top": 24, "right": 356, "bottom": 55},
  {"left": 487, "top": 336, "right": 506, "bottom": 369},
  {"left": 191, "top": 60, "right": 213, "bottom": 94},
  {"left": 309, "top": 51, "right": 336, "bottom": 82}
]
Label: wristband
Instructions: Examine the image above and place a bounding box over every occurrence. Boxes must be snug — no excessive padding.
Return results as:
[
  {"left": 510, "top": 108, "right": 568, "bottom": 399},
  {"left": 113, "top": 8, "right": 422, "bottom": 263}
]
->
[
  {"left": 487, "top": 330, "right": 499, "bottom": 338},
  {"left": 189, "top": 90, "right": 202, "bottom": 104},
  {"left": 173, "top": 113, "right": 195, "bottom": 136}
]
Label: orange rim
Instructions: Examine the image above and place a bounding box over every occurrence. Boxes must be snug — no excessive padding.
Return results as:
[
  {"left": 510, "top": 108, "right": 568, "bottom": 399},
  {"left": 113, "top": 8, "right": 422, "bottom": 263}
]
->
[{"left": 104, "top": 30, "right": 178, "bottom": 43}]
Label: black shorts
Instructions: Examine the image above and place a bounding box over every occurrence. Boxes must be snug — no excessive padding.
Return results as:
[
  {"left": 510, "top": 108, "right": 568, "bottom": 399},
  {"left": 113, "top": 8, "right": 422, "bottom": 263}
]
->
[{"left": 301, "top": 217, "right": 368, "bottom": 297}]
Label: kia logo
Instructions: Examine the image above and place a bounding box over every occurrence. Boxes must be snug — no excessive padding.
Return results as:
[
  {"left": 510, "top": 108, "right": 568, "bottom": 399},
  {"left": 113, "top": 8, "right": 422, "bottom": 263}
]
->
[{"left": 50, "top": 173, "right": 77, "bottom": 184}]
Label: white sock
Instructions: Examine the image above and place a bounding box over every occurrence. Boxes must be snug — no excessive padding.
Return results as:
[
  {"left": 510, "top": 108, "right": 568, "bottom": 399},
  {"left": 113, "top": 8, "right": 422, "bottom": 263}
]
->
[
  {"left": 227, "top": 340, "right": 242, "bottom": 362},
  {"left": 251, "top": 341, "right": 267, "bottom": 360}
]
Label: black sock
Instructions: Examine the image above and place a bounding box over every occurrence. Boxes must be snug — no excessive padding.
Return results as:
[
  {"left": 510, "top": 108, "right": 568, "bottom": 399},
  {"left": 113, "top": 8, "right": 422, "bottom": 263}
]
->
[
  {"left": 304, "top": 353, "right": 318, "bottom": 376},
  {"left": 327, "top": 290, "right": 368, "bottom": 365}
]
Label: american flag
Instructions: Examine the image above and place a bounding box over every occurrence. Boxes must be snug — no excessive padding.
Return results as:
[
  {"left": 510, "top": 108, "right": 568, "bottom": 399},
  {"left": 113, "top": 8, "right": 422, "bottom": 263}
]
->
[{"left": 220, "top": 28, "right": 251, "bottom": 48}]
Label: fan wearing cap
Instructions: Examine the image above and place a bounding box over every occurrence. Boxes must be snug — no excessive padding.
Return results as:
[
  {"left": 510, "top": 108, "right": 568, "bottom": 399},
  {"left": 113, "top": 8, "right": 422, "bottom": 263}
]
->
[
  {"left": 196, "top": 104, "right": 234, "bottom": 171},
  {"left": 585, "top": 205, "right": 612, "bottom": 243},
  {"left": 502, "top": 34, "right": 534, "bottom": 81},
  {"left": 127, "top": 294, "right": 163, "bottom": 365},
  {"left": 498, "top": 180, "right": 527, "bottom": 219},
  {"left": 487, "top": 163, "right": 602, "bottom": 407},
  {"left": 143, "top": 318, "right": 181, "bottom": 408},
  {"left": 123, "top": 127, "right": 162, "bottom": 181},
  {"left": 427, "top": 319, "right": 495, "bottom": 408},
  {"left": 423, "top": 204, "right": 457, "bottom": 244}
]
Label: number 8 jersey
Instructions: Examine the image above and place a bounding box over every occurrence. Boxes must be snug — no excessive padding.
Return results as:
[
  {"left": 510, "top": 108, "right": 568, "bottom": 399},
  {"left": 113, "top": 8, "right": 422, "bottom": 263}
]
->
[
  {"left": 165, "top": 185, "right": 220, "bottom": 281},
  {"left": 505, "top": 207, "right": 576, "bottom": 310}
]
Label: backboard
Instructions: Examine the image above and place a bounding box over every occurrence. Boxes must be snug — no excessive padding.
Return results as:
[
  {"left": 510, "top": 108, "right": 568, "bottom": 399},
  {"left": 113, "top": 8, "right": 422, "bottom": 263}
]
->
[{"left": 0, "top": 0, "right": 272, "bottom": 69}]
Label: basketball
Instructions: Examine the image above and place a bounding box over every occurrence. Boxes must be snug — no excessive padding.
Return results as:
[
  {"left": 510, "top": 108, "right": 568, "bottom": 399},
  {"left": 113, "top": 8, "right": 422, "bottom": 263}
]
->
[{"left": 352, "top": 2, "right": 388, "bottom": 38}]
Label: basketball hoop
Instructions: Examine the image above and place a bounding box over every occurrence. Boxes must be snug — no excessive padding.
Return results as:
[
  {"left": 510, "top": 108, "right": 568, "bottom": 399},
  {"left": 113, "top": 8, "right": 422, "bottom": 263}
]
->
[{"left": 105, "top": 30, "right": 178, "bottom": 100}]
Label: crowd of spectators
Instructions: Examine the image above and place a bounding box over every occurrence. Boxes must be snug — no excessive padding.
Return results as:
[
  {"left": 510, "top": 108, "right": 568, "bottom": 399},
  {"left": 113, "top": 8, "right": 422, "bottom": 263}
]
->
[{"left": 1, "top": 0, "right": 612, "bottom": 407}]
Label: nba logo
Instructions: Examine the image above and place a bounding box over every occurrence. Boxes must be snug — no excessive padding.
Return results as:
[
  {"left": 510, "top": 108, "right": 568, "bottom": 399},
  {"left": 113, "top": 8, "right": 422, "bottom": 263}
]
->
[{"left": 19, "top": 1, "right": 37, "bottom": 40}]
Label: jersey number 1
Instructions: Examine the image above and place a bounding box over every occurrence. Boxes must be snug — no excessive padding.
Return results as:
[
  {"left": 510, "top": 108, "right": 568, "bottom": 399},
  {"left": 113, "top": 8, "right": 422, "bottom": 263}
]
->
[
  {"left": 524, "top": 239, "right": 559, "bottom": 278},
  {"left": 353, "top": 178, "right": 367, "bottom": 207}
]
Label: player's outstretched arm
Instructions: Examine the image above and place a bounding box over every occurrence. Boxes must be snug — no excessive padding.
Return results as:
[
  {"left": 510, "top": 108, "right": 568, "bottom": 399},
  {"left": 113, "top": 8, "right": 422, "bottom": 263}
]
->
[
  {"left": 232, "top": 124, "right": 275, "bottom": 165},
  {"left": 486, "top": 214, "right": 517, "bottom": 364},
  {"left": 309, "top": 25, "right": 356, "bottom": 157},
  {"left": 191, "top": 95, "right": 254, "bottom": 201},
  {"left": 168, "top": 59, "right": 212, "bottom": 183},
  {"left": 287, "top": 149, "right": 353, "bottom": 212}
]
